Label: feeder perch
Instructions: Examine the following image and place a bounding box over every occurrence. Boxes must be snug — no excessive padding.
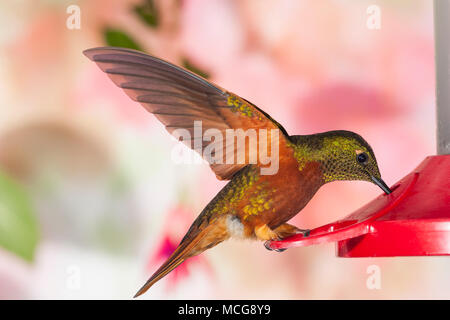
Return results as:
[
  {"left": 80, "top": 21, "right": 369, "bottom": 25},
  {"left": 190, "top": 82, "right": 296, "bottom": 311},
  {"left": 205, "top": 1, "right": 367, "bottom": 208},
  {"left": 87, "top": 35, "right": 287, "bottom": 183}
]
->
[
  {"left": 267, "top": 155, "right": 450, "bottom": 256},
  {"left": 266, "top": 0, "right": 450, "bottom": 257}
]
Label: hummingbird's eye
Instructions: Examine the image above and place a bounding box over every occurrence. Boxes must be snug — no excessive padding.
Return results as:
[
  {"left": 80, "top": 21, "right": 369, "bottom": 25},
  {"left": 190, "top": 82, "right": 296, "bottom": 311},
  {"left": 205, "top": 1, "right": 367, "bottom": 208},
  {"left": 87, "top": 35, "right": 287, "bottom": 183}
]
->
[{"left": 357, "top": 152, "right": 368, "bottom": 164}]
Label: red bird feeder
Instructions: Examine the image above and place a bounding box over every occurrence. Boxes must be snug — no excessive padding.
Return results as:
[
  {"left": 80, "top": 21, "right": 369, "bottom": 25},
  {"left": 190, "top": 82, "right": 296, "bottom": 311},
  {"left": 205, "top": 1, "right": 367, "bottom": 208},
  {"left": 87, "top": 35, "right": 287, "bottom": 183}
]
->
[
  {"left": 268, "top": 155, "right": 450, "bottom": 256},
  {"left": 266, "top": 0, "right": 450, "bottom": 257}
]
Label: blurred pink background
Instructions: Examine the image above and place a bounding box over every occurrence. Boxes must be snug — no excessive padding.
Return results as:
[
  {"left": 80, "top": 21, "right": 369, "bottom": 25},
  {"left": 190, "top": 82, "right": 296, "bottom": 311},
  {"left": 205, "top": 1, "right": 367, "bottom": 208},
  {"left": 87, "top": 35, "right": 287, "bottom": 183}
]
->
[{"left": 0, "top": 0, "right": 447, "bottom": 299}]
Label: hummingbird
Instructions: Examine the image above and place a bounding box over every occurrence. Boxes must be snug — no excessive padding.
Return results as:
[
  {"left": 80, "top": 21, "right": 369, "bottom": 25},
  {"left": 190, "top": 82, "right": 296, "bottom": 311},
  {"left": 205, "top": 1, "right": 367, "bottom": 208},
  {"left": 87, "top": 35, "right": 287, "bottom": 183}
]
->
[{"left": 84, "top": 47, "right": 392, "bottom": 297}]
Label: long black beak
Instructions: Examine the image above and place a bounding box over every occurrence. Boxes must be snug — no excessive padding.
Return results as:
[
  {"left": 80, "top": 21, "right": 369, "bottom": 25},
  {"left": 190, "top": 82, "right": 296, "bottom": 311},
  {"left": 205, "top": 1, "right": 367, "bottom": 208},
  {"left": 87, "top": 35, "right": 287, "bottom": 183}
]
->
[{"left": 371, "top": 176, "right": 392, "bottom": 194}]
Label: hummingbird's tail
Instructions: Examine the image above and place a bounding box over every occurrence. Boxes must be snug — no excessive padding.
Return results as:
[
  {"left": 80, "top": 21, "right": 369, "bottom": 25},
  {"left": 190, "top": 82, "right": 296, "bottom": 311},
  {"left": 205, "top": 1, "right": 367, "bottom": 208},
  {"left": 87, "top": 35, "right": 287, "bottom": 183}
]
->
[{"left": 134, "top": 215, "right": 229, "bottom": 297}]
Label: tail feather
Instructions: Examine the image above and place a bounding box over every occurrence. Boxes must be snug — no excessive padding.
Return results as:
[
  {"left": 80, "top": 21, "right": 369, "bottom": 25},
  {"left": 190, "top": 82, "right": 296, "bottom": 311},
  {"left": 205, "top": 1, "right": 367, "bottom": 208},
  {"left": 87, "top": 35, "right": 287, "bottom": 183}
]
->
[
  {"left": 133, "top": 227, "right": 210, "bottom": 298},
  {"left": 133, "top": 259, "right": 185, "bottom": 298}
]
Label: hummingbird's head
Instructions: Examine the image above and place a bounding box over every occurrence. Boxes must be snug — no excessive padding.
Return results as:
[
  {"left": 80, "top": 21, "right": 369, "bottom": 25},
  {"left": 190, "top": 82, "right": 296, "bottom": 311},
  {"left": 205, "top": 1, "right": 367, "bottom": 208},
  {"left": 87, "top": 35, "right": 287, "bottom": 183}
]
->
[{"left": 290, "top": 131, "right": 391, "bottom": 194}]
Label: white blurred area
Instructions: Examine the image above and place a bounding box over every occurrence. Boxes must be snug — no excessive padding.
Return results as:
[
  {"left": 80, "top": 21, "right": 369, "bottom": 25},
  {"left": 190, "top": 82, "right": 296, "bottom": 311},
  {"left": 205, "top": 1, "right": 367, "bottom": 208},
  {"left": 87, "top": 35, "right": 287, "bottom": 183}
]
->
[{"left": 0, "top": 0, "right": 448, "bottom": 299}]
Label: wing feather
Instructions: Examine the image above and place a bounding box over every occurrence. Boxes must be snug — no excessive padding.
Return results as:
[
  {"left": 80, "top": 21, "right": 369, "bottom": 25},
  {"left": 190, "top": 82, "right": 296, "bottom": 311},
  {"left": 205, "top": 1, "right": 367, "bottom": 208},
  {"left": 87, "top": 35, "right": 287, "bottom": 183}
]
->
[{"left": 84, "top": 47, "right": 291, "bottom": 180}]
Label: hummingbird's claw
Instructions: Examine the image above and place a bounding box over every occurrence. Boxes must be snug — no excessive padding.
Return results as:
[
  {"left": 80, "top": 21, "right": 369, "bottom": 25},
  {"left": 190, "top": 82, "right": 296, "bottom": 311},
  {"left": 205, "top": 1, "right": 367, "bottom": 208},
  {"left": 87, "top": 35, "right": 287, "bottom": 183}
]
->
[
  {"left": 264, "top": 241, "right": 287, "bottom": 252},
  {"left": 264, "top": 241, "right": 273, "bottom": 251},
  {"left": 300, "top": 229, "right": 311, "bottom": 237},
  {"left": 263, "top": 227, "right": 311, "bottom": 252}
]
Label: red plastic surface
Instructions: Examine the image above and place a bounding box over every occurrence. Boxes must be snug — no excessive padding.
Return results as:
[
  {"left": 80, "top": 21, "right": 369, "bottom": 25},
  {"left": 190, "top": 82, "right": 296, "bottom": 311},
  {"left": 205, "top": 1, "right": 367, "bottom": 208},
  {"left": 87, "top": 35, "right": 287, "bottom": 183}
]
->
[{"left": 267, "top": 155, "right": 450, "bottom": 257}]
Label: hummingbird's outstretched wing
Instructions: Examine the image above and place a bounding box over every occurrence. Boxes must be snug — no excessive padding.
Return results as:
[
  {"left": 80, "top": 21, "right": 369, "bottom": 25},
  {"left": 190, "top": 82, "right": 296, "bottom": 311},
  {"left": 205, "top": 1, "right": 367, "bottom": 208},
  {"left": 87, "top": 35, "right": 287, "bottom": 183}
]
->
[{"left": 84, "top": 47, "right": 292, "bottom": 180}]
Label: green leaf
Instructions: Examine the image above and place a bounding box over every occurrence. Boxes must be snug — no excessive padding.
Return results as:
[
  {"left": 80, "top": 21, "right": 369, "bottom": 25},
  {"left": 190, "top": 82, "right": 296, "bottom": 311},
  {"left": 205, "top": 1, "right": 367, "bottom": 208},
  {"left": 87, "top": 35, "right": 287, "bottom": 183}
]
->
[
  {"left": 0, "top": 172, "right": 38, "bottom": 262},
  {"left": 182, "top": 58, "right": 210, "bottom": 79},
  {"left": 134, "top": 0, "right": 159, "bottom": 28},
  {"left": 104, "top": 28, "right": 143, "bottom": 51}
]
